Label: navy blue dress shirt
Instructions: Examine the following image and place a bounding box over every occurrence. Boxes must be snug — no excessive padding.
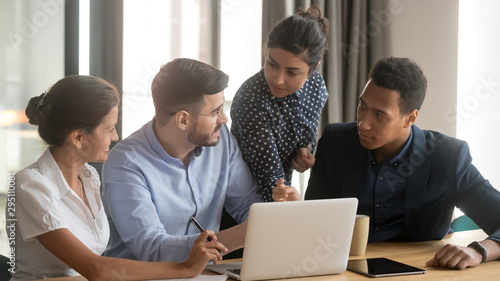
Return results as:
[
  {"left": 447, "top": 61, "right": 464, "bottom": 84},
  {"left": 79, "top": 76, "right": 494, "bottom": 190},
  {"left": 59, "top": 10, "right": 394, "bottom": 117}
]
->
[{"left": 359, "top": 129, "right": 413, "bottom": 242}]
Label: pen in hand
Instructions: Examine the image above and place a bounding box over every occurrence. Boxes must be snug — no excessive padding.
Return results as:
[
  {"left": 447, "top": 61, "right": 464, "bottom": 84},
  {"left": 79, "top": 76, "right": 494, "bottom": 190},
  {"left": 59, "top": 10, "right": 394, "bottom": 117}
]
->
[{"left": 190, "top": 216, "right": 223, "bottom": 255}]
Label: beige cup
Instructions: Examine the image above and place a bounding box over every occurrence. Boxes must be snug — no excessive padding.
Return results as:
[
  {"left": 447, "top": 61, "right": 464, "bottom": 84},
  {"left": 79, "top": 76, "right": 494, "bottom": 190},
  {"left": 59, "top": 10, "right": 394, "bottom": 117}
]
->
[{"left": 349, "top": 214, "right": 370, "bottom": 256}]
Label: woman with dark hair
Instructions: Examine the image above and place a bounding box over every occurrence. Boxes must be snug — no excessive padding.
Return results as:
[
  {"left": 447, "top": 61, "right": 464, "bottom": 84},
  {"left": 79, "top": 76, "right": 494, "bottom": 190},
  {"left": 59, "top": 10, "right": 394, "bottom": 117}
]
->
[
  {"left": 230, "top": 7, "right": 330, "bottom": 202},
  {"left": 10, "top": 75, "right": 226, "bottom": 280}
]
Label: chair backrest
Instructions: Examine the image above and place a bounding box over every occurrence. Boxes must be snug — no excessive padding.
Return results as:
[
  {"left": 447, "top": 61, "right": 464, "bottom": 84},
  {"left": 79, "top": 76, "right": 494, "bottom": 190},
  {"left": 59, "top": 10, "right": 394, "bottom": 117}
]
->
[
  {"left": 451, "top": 215, "right": 480, "bottom": 232},
  {"left": 0, "top": 254, "right": 12, "bottom": 280}
]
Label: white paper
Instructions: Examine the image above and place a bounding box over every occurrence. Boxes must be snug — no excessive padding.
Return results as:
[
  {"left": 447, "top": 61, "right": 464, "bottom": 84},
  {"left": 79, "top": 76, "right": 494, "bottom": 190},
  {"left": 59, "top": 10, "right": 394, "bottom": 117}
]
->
[{"left": 149, "top": 274, "right": 228, "bottom": 281}]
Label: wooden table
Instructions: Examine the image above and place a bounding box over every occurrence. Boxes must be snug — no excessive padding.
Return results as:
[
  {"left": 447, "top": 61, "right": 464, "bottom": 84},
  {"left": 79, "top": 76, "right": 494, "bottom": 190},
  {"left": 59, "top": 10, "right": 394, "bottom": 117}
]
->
[{"left": 34, "top": 229, "right": 499, "bottom": 280}]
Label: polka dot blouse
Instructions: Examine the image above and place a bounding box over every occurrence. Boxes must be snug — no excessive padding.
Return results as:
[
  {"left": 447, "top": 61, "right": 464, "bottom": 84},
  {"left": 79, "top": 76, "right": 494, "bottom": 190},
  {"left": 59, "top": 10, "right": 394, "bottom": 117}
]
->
[{"left": 230, "top": 69, "right": 329, "bottom": 201}]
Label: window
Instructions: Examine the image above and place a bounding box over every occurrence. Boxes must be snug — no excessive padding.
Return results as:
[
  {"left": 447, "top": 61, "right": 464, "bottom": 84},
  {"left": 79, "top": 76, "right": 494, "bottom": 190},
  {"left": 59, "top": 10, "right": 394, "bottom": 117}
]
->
[
  {"left": 220, "top": 0, "right": 262, "bottom": 129},
  {"left": 122, "top": 0, "right": 209, "bottom": 137},
  {"left": 455, "top": 0, "right": 500, "bottom": 217},
  {"left": 220, "top": 0, "right": 262, "bottom": 101},
  {"left": 0, "top": 0, "right": 65, "bottom": 256},
  {"left": 121, "top": 0, "right": 262, "bottom": 137},
  {"left": 457, "top": 0, "right": 500, "bottom": 191}
]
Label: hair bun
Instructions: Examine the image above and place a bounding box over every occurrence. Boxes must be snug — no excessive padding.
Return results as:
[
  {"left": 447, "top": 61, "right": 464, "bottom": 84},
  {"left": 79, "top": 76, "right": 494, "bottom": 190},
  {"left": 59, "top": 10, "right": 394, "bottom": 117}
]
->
[
  {"left": 25, "top": 94, "right": 46, "bottom": 125},
  {"left": 298, "top": 6, "right": 329, "bottom": 36}
]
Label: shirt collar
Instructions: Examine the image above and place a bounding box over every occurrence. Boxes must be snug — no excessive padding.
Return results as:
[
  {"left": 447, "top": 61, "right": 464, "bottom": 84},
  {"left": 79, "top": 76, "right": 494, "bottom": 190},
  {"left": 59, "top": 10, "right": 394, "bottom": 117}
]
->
[
  {"left": 193, "top": 146, "right": 203, "bottom": 157},
  {"left": 37, "top": 148, "right": 101, "bottom": 200},
  {"left": 391, "top": 126, "right": 414, "bottom": 165}
]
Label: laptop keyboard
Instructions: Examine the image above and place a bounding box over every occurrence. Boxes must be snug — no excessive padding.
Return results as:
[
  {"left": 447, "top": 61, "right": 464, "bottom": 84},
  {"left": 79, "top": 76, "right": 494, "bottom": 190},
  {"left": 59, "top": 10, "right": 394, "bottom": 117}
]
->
[{"left": 227, "top": 268, "right": 241, "bottom": 275}]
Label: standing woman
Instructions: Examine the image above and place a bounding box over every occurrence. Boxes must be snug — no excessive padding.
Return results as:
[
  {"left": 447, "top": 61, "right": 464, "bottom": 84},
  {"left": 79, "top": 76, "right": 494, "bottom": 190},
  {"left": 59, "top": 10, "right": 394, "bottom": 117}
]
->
[
  {"left": 10, "top": 75, "right": 226, "bottom": 280},
  {"left": 231, "top": 7, "right": 329, "bottom": 201}
]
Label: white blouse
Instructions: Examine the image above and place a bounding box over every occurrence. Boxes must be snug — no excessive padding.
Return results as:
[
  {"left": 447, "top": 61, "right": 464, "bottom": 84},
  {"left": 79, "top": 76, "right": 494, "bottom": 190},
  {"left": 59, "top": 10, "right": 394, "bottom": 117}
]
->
[{"left": 10, "top": 149, "right": 110, "bottom": 280}]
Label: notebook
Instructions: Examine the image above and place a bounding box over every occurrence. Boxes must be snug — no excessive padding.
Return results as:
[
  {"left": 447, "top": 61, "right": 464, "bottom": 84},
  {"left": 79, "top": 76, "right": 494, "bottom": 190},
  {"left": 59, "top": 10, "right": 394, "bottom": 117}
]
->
[{"left": 207, "top": 198, "right": 358, "bottom": 280}]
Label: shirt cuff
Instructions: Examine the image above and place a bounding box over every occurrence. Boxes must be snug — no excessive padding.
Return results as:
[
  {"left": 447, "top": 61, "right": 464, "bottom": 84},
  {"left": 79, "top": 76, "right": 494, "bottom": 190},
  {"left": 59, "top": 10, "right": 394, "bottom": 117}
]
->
[
  {"left": 188, "top": 233, "right": 201, "bottom": 252},
  {"left": 487, "top": 236, "right": 500, "bottom": 244}
]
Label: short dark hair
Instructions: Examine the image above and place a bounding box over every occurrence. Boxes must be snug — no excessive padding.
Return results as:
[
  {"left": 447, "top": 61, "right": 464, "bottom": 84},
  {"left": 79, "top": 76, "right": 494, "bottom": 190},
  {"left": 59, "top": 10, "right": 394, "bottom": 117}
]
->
[
  {"left": 267, "top": 6, "right": 329, "bottom": 74},
  {"left": 25, "top": 75, "right": 120, "bottom": 147},
  {"left": 369, "top": 57, "right": 427, "bottom": 115},
  {"left": 151, "top": 58, "right": 229, "bottom": 125}
]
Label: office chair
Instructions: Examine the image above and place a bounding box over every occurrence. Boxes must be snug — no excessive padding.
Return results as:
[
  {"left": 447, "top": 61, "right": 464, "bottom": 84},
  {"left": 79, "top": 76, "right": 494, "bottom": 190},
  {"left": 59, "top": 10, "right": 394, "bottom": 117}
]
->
[
  {"left": 451, "top": 215, "right": 480, "bottom": 232},
  {"left": 0, "top": 254, "right": 12, "bottom": 280}
]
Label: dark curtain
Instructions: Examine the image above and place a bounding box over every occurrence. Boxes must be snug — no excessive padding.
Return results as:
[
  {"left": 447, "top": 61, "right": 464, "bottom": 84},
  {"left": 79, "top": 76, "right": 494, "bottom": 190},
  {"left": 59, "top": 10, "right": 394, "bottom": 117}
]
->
[
  {"left": 262, "top": 0, "right": 390, "bottom": 130},
  {"left": 65, "top": 0, "right": 79, "bottom": 76},
  {"left": 88, "top": 0, "right": 124, "bottom": 175}
]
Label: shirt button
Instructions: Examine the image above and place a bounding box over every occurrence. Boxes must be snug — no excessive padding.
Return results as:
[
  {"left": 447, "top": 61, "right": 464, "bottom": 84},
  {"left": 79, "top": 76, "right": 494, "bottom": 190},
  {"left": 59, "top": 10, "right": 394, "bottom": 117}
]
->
[
  {"left": 378, "top": 176, "right": 384, "bottom": 180},
  {"left": 376, "top": 204, "right": 380, "bottom": 208},
  {"left": 393, "top": 162, "right": 399, "bottom": 167}
]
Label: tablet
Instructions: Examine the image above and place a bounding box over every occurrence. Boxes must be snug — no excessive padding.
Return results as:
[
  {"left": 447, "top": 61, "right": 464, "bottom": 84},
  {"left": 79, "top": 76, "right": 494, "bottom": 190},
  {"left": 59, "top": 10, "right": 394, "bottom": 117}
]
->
[{"left": 347, "top": 258, "right": 426, "bottom": 277}]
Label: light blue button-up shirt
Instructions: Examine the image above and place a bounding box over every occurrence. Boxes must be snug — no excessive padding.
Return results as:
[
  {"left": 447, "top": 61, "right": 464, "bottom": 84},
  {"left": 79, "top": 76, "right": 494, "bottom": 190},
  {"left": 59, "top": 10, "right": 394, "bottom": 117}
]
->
[{"left": 102, "top": 119, "right": 263, "bottom": 262}]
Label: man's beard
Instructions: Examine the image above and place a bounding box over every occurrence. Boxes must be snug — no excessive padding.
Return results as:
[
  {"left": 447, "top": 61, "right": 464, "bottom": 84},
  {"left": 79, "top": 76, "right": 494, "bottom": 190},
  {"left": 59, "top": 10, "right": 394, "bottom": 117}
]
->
[{"left": 187, "top": 123, "right": 221, "bottom": 146}]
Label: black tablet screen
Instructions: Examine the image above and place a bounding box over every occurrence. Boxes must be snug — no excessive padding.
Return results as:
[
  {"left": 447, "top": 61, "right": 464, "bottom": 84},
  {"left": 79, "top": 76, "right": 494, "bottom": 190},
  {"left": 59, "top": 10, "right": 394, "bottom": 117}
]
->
[{"left": 348, "top": 258, "right": 426, "bottom": 277}]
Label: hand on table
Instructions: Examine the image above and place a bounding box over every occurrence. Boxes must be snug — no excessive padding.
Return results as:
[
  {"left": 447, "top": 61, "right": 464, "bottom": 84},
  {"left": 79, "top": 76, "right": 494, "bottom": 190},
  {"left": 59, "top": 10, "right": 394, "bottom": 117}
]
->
[
  {"left": 426, "top": 243, "right": 482, "bottom": 270},
  {"left": 272, "top": 178, "right": 300, "bottom": 202}
]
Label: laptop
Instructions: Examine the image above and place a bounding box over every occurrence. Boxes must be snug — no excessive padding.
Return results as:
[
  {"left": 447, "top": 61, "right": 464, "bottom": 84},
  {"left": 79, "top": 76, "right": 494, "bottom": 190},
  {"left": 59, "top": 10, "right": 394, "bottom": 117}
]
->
[{"left": 207, "top": 198, "right": 358, "bottom": 280}]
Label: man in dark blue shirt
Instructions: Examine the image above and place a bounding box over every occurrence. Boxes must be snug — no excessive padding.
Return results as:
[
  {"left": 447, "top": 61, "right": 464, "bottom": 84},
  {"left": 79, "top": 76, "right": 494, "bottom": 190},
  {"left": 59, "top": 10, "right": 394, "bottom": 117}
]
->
[{"left": 274, "top": 57, "right": 500, "bottom": 269}]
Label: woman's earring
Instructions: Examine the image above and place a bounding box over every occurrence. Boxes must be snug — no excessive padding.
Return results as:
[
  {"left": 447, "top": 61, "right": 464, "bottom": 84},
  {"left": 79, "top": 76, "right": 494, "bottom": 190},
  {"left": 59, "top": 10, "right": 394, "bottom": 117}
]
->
[{"left": 83, "top": 168, "right": 91, "bottom": 178}]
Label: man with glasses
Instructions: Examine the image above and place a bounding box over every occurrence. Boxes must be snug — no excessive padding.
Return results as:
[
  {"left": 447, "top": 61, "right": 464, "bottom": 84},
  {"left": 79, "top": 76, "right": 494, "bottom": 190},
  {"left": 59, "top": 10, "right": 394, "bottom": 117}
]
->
[{"left": 102, "top": 58, "right": 264, "bottom": 263}]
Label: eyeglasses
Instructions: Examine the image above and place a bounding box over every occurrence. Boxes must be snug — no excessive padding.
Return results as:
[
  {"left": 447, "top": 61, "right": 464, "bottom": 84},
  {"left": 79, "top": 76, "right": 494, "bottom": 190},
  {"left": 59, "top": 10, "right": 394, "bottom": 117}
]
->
[
  {"left": 195, "top": 103, "right": 224, "bottom": 123},
  {"left": 170, "top": 103, "right": 225, "bottom": 123}
]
